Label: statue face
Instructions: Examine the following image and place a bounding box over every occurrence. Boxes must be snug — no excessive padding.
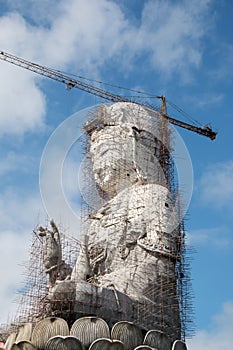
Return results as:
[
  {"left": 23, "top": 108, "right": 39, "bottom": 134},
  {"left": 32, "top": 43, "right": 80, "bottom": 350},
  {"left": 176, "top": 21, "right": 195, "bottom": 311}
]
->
[
  {"left": 87, "top": 102, "right": 165, "bottom": 196},
  {"left": 90, "top": 124, "right": 136, "bottom": 196},
  {"left": 90, "top": 123, "right": 162, "bottom": 196}
]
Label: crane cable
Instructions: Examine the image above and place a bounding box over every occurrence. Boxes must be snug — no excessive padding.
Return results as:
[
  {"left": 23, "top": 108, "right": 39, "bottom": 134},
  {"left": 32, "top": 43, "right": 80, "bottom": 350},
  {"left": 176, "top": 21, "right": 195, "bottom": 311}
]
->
[
  {"left": 56, "top": 69, "right": 157, "bottom": 98},
  {"left": 166, "top": 99, "right": 202, "bottom": 127},
  {"left": 58, "top": 69, "right": 204, "bottom": 127}
]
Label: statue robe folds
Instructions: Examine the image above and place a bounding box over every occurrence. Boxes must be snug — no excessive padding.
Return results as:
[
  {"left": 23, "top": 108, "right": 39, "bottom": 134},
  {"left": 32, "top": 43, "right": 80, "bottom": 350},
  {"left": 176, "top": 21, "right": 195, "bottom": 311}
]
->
[{"left": 69, "top": 182, "right": 180, "bottom": 338}]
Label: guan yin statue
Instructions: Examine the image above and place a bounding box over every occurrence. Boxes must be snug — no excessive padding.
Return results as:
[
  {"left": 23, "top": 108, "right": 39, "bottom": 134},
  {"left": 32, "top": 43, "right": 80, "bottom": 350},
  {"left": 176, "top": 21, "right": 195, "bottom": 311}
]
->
[{"left": 38, "top": 102, "right": 183, "bottom": 343}]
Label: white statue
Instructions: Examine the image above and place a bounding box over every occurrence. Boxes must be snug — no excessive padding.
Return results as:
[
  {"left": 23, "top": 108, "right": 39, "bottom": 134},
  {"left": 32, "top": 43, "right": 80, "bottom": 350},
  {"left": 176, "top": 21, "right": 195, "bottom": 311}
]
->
[
  {"left": 71, "top": 103, "right": 180, "bottom": 339},
  {"left": 48, "top": 102, "right": 181, "bottom": 340}
]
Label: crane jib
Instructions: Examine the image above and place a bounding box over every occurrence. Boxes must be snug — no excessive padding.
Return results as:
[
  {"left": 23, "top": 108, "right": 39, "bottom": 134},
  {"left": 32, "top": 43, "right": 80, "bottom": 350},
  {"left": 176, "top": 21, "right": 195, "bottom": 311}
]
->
[
  {"left": 0, "top": 50, "right": 217, "bottom": 140},
  {"left": 160, "top": 113, "right": 217, "bottom": 140}
]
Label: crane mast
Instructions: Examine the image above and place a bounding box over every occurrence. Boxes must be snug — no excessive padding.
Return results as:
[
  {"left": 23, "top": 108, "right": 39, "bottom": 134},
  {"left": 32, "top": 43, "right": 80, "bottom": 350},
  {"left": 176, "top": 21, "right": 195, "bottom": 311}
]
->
[{"left": 0, "top": 50, "right": 217, "bottom": 140}]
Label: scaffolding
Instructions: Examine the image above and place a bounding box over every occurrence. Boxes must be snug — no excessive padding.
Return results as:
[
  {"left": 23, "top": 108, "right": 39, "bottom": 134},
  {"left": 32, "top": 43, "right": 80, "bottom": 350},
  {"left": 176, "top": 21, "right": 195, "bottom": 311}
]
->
[
  {"left": 1, "top": 102, "right": 194, "bottom": 342},
  {"left": 73, "top": 102, "right": 194, "bottom": 340},
  {"left": 0, "top": 222, "right": 79, "bottom": 339}
]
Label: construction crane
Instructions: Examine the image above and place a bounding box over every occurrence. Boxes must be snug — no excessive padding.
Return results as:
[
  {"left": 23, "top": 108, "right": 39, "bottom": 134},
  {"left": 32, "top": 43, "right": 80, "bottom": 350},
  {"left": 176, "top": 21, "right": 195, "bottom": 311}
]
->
[{"left": 0, "top": 50, "right": 217, "bottom": 140}]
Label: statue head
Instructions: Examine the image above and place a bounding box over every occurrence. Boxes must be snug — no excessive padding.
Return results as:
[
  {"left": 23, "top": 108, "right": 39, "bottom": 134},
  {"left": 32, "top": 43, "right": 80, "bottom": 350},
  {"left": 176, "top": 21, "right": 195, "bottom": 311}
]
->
[{"left": 85, "top": 102, "right": 165, "bottom": 197}]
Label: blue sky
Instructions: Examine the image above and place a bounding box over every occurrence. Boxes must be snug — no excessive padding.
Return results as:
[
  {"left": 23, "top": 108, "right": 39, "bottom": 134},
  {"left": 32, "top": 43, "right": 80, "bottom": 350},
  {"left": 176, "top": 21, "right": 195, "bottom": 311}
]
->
[{"left": 0, "top": 0, "right": 233, "bottom": 348}]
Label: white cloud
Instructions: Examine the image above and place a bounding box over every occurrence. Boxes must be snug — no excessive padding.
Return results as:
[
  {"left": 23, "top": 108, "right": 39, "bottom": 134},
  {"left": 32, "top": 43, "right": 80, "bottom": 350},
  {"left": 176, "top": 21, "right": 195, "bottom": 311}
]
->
[
  {"left": 185, "top": 92, "right": 224, "bottom": 110},
  {"left": 0, "top": 13, "right": 45, "bottom": 136},
  {"left": 135, "top": 0, "right": 212, "bottom": 79},
  {"left": 0, "top": 1, "right": 129, "bottom": 69},
  {"left": 42, "top": 0, "right": 128, "bottom": 69},
  {"left": 0, "top": 61, "right": 46, "bottom": 136},
  {"left": 0, "top": 1, "right": 127, "bottom": 136},
  {"left": 3, "top": 0, "right": 61, "bottom": 27},
  {"left": 187, "top": 226, "right": 233, "bottom": 248},
  {"left": 188, "top": 302, "right": 233, "bottom": 349},
  {"left": 199, "top": 160, "right": 233, "bottom": 210}
]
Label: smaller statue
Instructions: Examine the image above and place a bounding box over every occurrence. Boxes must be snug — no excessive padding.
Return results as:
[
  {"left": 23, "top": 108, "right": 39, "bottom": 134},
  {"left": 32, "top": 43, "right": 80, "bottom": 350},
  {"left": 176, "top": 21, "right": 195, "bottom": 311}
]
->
[{"left": 38, "top": 220, "right": 71, "bottom": 290}]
